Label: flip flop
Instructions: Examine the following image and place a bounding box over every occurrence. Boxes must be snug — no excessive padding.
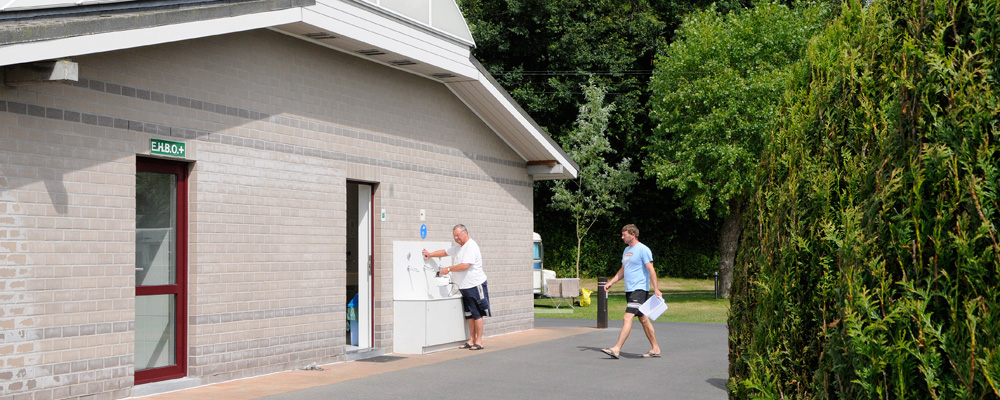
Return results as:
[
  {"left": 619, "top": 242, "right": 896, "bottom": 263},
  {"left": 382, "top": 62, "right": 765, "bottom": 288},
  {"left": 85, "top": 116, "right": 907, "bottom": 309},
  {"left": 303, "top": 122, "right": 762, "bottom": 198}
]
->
[
  {"left": 458, "top": 343, "right": 473, "bottom": 349},
  {"left": 470, "top": 344, "right": 484, "bottom": 350},
  {"left": 601, "top": 348, "right": 619, "bottom": 359},
  {"left": 641, "top": 351, "right": 661, "bottom": 358}
]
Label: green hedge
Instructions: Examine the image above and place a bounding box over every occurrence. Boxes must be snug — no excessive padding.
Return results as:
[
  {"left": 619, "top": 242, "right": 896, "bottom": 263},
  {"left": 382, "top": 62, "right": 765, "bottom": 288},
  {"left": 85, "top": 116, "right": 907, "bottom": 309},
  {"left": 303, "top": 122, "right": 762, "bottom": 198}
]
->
[
  {"left": 730, "top": 0, "right": 1000, "bottom": 398},
  {"left": 536, "top": 216, "right": 719, "bottom": 279},
  {"left": 536, "top": 179, "right": 720, "bottom": 279}
]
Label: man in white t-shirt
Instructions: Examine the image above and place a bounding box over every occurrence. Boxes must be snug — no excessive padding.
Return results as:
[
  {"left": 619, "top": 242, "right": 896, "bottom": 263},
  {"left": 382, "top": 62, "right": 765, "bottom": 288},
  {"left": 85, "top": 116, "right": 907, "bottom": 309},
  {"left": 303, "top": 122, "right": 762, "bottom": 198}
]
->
[{"left": 422, "top": 224, "right": 490, "bottom": 350}]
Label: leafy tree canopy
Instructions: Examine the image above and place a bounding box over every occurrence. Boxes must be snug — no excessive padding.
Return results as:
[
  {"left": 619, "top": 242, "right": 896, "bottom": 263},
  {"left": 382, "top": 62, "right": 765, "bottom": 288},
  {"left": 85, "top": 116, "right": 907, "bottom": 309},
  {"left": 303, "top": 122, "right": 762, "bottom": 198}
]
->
[
  {"left": 646, "top": 0, "right": 828, "bottom": 297},
  {"left": 457, "top": 0, "right": 752, "bottom": 279},
  {"left": 647, "top": 0, "right": 829, "bottom": 219},
  {"left": 460, "top": 0, "right": 665, "bottom": 150},
  {"left": 550, "top": 81, "right": 638, "bottom": 278}
]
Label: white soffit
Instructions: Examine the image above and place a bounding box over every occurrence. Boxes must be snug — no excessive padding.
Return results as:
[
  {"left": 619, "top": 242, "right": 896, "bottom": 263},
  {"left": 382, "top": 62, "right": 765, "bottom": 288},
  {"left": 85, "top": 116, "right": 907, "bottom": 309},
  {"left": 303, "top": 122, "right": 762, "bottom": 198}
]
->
[
  {"left": 286, "top": 0, "right": 477, "bottom": 79},
  {"left": 0, "top": 8, "right": 302, "bottom": 66},
  {"left": 354, "top": 0, "right": 474, "bottom": 44},
  {"left": 279, "top": 1, "right": 576, "bottom": 179}
]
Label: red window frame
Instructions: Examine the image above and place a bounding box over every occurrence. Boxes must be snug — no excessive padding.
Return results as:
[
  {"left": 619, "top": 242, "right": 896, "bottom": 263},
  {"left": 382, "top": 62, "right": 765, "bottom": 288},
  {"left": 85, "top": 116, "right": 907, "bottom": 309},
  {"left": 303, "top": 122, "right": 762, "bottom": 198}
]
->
[{"left": 135, "top": 157, "right": 189, "bottom": 385}]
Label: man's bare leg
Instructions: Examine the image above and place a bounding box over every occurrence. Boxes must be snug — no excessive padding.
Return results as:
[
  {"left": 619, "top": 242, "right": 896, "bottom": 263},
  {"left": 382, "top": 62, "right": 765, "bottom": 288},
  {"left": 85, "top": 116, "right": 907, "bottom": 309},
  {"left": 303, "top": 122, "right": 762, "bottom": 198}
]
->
[
  {"left": 463, "top": 319, "right": 475, "bottom": 347},
  {"left": 471, "top": 317, "right": 484, "bottom": 346},
  {"left": 638, "top": 315, "right": 661, "bottom": 355},
  {"left": 605, "top": 313, "right": 636, "bottom": 357}
]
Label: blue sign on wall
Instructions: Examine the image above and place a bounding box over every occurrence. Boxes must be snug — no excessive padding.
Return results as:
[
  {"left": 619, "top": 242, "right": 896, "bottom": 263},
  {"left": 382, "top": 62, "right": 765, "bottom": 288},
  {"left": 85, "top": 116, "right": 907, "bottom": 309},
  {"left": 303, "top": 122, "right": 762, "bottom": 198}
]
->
[{"left": 420, "top": 224, "right": 427, "bottom": 239}]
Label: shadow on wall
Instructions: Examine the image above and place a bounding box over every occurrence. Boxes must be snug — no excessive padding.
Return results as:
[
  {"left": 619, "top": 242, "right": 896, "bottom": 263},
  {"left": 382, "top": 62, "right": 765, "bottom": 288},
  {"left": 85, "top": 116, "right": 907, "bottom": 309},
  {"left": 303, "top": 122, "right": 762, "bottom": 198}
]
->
[{"left": 43, "top": 180, "right": 68, "bottom": 215}]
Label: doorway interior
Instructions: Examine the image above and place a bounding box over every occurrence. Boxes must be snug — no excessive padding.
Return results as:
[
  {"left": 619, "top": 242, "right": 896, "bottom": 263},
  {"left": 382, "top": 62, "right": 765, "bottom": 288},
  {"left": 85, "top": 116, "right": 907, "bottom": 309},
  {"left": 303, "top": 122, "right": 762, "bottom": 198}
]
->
[{"left": 346, "top": 182, "right": 374, "bottom": 350}]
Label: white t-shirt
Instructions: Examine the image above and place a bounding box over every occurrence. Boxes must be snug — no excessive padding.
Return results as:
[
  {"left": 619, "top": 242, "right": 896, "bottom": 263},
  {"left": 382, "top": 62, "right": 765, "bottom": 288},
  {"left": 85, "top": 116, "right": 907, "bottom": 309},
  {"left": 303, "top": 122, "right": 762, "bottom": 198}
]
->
[{"left": 446, "top": 238, "right": 486, "bottom": 289}]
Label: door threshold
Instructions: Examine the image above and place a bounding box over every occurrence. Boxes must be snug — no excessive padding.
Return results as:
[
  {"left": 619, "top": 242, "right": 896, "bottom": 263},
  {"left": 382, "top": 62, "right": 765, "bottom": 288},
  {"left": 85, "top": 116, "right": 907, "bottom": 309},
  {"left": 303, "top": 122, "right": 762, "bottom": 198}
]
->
[
  {"left": 345, "top": 347, "right": 384, "bottom": 361},
  {"left": 133, "top": 376, "right": 201, "bottom": 398}
]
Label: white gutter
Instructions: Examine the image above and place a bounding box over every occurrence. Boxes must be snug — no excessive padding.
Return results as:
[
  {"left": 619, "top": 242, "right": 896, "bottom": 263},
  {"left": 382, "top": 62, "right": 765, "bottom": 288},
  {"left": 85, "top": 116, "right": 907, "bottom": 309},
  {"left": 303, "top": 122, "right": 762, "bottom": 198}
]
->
[{"left": 0, "top": 7, "right": 302, "bottom": 66}]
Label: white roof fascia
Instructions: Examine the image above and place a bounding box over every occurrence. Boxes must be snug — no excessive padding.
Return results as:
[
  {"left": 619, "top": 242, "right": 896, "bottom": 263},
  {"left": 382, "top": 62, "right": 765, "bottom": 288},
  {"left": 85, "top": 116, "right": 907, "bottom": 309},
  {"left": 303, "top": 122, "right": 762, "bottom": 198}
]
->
[
  {"left": 300, "top": 0, "right": 477, "bottom": 79},
  {"left": 475, "top": 73, "right": 578, "bottom": 178},
  {"left": 0, "top": 8, "right": 302, "bottom": 67},
  {"left": 446, "top": 70, "right": 578, "bottom": 179}
]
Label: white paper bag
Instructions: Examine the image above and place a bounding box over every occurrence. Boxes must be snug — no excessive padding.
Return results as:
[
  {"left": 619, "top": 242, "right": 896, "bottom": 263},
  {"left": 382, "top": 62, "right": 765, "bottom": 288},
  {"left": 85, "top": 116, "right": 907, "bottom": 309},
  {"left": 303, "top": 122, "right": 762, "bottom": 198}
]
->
[{"left": 638, "top": 295, "right": 668, "bottom": 320}]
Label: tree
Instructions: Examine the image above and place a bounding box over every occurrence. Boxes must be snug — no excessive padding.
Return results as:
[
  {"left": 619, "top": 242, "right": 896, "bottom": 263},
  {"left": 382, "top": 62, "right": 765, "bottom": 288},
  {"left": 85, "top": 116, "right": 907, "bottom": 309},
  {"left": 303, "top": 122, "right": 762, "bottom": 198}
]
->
[
  {"left": 646, "top": 1, "right": 828, "bottom": 297},
  {"left": 550, "top": 81, "right": 638, "bottom": 278},
  {"left": 729, "top": 0, "right": 1000, "bottom": 397},
  {"left": 459, "top": 0, "right": 667, "bottom": 148},
  {"left": 459, "top": 0, "right": 740, "bottom": 279}
]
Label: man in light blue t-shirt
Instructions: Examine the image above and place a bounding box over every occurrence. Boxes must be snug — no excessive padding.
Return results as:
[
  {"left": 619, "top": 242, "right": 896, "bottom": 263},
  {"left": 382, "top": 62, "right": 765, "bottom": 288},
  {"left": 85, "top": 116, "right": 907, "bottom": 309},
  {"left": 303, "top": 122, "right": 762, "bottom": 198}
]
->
[{"left": 600, "top": 224, "right": 662, "bottom": 359}]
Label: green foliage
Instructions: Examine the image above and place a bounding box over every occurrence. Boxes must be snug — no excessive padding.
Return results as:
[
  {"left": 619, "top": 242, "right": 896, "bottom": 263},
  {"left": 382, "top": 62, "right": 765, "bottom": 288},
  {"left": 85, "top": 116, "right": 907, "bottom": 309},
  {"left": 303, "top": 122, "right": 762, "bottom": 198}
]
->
[
  {"left": 658, "top": 245, "right": 719, "bottom": 278},
  {"left": 460, "top": 0, "right": 755, "bottom": 158},
  {"left": 647, "top": 0, "right": 829, "bottom": 298},
  {"left": 730, "top": 0, "right": 1000, "bottom": 398},
  {"left": 647, "top": 0, "right": 829, "bottom": 219},
  {"left": 550, "top": 82, "right": 638, "bottom": 278},
  {"left": 458, "top": 0, "right": 668, "bottom": 149},
  {"left": 459, "top": 0, "right": 741, "bottom": 280},
  {"left": 538, "top": 199, "right": 720, "bottom": 279}
]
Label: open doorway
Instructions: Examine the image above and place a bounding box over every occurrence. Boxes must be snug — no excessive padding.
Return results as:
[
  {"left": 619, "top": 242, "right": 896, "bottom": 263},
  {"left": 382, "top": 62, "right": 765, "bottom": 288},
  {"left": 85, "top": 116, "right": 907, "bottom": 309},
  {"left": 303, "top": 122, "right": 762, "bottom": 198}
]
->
[{"left": 346, "top": 182, "right": 374, "bottom": 350}]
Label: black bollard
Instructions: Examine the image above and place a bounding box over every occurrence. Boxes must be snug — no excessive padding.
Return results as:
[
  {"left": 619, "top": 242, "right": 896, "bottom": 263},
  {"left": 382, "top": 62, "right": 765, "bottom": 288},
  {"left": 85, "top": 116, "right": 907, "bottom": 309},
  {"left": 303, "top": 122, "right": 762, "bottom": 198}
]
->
[
  {"left": 597, "top": 277, "right": 608, "bottom": 329},
  {"left": 714, "top": 272, "right": 719, "bottom": 299}
]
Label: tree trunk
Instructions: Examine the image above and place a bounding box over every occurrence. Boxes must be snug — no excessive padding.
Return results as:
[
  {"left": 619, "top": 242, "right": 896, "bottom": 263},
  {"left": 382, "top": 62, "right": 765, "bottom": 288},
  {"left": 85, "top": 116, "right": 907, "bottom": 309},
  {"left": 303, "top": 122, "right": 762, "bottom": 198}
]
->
[
  {"left": 575, "top": 235, "right": 583, "bottom": 279},
  {"left": 718, "top": 199, "right": 744, "bottom": 299}
]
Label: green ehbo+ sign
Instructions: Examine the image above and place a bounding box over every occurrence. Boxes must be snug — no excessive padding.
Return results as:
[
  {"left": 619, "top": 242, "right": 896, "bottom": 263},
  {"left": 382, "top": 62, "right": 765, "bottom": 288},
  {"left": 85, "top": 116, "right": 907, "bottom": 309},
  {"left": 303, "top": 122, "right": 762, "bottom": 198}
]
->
[{"left": 151, "top": 139, "right": 185, "bottom": 158}]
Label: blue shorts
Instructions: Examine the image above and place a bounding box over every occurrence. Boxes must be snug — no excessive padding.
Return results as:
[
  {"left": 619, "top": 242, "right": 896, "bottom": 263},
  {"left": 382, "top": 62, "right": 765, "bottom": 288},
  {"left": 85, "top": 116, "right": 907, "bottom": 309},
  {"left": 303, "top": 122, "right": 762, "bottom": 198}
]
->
[
  {"left": 625, "top": 290, "right": 649, "bottom": 316},
  {"left": 459, "top": 282, "right": 491, "bottom": 320}
]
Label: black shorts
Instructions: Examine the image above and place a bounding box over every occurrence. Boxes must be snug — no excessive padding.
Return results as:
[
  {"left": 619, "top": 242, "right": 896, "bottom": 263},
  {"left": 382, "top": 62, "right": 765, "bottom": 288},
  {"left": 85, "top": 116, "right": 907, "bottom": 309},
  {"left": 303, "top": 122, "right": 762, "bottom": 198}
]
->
[
  {"left": 459, "top": 281, "right": 491, "bottom": 320},
  {"left": 625, "top": 290, "right": 649, "bottom": 316}
]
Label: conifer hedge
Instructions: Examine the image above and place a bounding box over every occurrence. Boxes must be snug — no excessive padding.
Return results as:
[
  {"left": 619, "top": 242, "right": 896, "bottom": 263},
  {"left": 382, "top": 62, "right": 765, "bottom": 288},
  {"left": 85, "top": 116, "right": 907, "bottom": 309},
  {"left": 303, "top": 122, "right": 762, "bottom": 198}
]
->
[{"left": 729, "top": 0, "right": 1000, "bottom": 398}]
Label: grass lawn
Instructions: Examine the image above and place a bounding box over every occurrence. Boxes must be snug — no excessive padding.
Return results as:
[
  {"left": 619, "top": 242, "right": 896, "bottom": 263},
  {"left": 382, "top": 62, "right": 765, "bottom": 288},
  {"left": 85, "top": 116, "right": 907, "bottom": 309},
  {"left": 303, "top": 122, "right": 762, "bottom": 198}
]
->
[{"left": 534, "top": 277, "right": 730, "bottom": 323}]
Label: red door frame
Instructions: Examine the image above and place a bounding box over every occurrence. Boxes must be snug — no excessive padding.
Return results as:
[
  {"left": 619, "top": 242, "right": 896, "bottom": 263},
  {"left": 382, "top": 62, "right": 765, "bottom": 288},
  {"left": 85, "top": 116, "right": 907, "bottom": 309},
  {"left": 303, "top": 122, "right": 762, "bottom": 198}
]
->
[{"left": 135, "top": 157, "right": 188, "bottom": 385}]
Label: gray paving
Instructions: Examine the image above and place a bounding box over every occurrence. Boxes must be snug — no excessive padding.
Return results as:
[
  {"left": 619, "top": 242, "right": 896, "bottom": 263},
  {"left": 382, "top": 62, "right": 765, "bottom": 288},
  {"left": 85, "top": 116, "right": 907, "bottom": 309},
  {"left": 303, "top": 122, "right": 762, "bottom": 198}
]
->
[{"left": 261, "top": 318, "right": 729, "bottom": 400}]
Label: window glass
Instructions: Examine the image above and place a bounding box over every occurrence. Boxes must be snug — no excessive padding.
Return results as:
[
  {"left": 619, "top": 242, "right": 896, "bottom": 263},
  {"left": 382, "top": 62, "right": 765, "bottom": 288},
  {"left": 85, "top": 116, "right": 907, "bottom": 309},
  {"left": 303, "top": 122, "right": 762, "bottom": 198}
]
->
[
  {"left": 136, "top": 171, "right": 177, "bottom": 286},
  {"left": 135, "top": 295, "right": 176, "bottom": 370}
]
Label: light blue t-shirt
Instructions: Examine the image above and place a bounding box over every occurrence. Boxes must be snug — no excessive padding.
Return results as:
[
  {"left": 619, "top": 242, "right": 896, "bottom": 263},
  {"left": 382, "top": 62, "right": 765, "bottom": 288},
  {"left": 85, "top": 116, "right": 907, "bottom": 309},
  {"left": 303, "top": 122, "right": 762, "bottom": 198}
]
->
[{"left": 622, "top": 242, "right": 653, "bottom": 292}]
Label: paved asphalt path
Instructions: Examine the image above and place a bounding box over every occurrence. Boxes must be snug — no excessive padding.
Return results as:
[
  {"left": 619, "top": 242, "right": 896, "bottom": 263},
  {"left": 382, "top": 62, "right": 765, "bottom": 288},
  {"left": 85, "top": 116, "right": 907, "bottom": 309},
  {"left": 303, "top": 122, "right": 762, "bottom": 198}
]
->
[{"left": 260, "top": 318, "right": 728, "bottom": 400}]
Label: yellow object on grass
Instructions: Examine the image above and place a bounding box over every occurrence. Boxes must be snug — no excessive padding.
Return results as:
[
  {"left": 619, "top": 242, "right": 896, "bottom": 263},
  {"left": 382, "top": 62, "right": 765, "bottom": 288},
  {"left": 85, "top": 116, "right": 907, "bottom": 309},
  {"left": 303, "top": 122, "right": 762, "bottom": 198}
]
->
[{"left": 578, "top": 288, "right": 593, "bottom": 307}]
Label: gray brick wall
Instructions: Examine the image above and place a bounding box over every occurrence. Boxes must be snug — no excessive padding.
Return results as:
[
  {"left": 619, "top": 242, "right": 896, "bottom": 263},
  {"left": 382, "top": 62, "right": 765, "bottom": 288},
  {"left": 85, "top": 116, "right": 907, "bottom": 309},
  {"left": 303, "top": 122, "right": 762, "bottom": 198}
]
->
[{"left": 1, "top": 28, "right": 536, "bottom": 399}]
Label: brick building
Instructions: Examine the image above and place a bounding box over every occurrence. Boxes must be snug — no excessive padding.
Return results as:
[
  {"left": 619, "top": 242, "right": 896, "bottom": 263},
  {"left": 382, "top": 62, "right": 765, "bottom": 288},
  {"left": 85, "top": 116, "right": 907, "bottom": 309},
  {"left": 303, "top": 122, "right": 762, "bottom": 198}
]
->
[{"left": 0, "top": 0, "right": 577, "bottom": 398}]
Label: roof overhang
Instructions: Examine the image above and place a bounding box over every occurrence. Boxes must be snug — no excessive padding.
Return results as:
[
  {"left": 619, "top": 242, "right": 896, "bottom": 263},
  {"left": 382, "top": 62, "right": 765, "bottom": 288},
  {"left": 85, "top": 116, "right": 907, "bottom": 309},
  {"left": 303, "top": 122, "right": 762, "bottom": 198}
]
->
[
  {"left": 447, "top": 57, "right": 577, "bottom": 180},
  {"left": 0, "top": 0, "right": 578, "bottom": 180},
  {"left": 0, "top": 0, "right": 312, "bottom": 65}
]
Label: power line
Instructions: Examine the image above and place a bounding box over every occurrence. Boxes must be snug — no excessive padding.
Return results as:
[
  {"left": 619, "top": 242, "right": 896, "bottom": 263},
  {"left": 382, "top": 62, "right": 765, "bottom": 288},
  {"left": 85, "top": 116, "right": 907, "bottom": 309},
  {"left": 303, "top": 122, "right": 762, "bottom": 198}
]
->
[
  {"left": 522, "top": 92, "right": 638, "bottom": 95},
  {"left": 489, "top": 70, "right": 712, "bottom": 76},
  {"left": 492, "top": 70, "right": 654, "bottom": 76}
]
